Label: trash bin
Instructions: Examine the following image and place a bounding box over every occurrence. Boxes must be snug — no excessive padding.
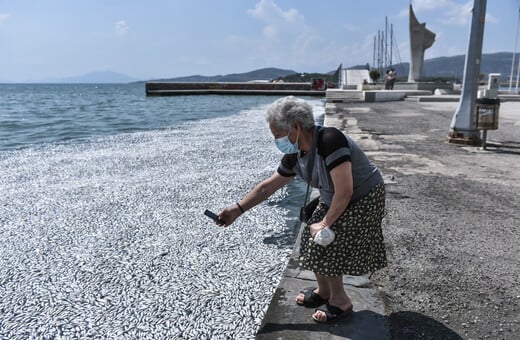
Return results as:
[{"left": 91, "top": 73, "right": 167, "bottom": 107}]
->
[
  {"left": 474, "top": 98, "right": 500, "bottom": 130},
  {"left": 474, "top": 98, "right": 500, "bottom": 149}
]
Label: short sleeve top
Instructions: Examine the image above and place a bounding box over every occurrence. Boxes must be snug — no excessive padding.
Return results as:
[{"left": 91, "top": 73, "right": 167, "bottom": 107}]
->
[{"left": 277, "top": 126, "right": 383, "bottom": 206}]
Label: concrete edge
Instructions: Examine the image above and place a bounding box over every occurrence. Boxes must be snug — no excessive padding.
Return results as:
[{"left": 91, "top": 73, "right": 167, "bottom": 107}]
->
[{"left": 256, "top": 223, "right": 390, "bottom": 340}]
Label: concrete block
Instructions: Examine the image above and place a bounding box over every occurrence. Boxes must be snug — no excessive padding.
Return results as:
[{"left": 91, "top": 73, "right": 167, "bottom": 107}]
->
[
  {"left": 364, "top": 91, "right": 406, "bottom": 102},
  {"left": 326, "top": 89, "right": 364, "bottom": 103}
]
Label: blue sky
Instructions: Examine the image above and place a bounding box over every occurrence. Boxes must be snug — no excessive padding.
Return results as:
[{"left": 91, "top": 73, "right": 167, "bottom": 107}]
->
[{"left": 0, "top": 0, "right": 517, "bottom": 82}]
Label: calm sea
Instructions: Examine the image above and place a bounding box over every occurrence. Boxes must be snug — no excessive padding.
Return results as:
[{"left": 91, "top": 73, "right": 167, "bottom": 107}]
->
[{"left": 0, "top": 83, "right": 311, "bottom": 151}]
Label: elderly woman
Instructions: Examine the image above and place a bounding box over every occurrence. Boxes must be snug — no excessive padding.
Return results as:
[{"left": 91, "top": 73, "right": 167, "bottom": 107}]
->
[{"left": 218, "top": 96, "right": 386, "bottom": 323}]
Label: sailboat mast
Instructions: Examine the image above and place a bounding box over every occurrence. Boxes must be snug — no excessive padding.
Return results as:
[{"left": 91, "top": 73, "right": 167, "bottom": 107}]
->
[
  {"left": 373, "top": 35, "right": 376, "bottom": 69},
  {"left": 390, "top": 23, "right": 394, "bottom": 66},
  {"left": 385, "top": 16, "right": 388, "bottom": 70},
  {"left": 509, "top": 3, "right": 520, "bottom": 91}
]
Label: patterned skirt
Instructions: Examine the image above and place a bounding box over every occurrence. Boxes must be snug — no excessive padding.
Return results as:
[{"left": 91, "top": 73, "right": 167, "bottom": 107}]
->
[{"left": 299, "top": 184, "right": 387, "bottom": 276}]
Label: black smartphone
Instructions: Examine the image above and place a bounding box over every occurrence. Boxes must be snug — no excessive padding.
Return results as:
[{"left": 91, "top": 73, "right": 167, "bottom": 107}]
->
[{"left": 204, "top": 209, "right": 225, "bottom": 225}]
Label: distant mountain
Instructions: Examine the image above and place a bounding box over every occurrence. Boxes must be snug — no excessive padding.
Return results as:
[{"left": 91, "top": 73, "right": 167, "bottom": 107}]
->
[
  {"left": 423, "top": 52, "right": 513, "bottom": 81},
  {"left": 3, "top": 53, "right": 515, "bottom": 84},
  {"left": 156, "top": 53, "right": 515, "bottom": 84},
  {"left": 44, "top": 71, "right": 139, "bottom": 83},
  {"left": 152, "top": 67, "right": 297, "bottom": 82},
  {"left": 352, "top": 52, "right": 515, "bottom": 82}
]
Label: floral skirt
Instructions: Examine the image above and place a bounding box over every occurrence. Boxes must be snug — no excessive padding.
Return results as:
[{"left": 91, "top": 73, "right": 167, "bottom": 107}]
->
[{"left": 299, "top": 184, "right": 387, "bottom": 276}]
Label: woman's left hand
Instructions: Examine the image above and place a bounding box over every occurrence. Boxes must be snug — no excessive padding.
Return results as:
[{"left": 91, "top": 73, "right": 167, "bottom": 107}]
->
[{"left": 309, "top": 222, "right": 326, "bottom": 238}]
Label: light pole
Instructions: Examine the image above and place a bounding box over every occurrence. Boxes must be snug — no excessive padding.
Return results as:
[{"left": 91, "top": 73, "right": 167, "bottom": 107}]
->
[{"left": 448, "top": 0, "right": 487, "bottom": 145}]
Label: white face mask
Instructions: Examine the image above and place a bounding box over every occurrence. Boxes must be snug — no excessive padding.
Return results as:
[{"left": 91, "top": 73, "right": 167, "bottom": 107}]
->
[{"left": 274, "top": 129, "right": 299, "bottom": 154}]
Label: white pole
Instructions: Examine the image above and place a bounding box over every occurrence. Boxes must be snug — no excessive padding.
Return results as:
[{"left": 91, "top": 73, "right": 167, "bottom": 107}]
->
[
  {"left": 449, "top": 0, "right": 487, "bottom": 144},
  {"left": 516, "top": 42, "right": 520, "bottom": 92},
  {"left": 378, "top": 30, "right": 381, "bottom": 74},
  {"left": 385, "top": 16, "right": 388, "bottom": 70},
  {"left": 381, "top": 31, "right": 384, "bottom": 75},
  {"left": 373, "top": 35, "right": 376, "bottom": 69},
  {"left": 390, "top": 23, "right": 394, "bottom": 66},
  {"left": 510, "top": 4, "right": 520, "bottom": 92}
]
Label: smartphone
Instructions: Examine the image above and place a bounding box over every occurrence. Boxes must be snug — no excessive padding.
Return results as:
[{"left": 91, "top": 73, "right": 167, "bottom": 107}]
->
[{"left": 204, "top": 209, "right": 225, "bottom": 225}]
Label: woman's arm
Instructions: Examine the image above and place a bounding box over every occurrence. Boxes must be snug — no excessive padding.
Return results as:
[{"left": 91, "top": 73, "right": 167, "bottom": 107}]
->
[
  {"left": 310, "top": 161, "right": 353, "bottom": 236},
  {"left": 218, "top": 171, "right": 293, "bottom": 226}
]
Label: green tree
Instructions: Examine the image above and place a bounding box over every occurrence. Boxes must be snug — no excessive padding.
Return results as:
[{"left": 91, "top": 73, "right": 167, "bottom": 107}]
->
[{"left": 369, "top": 69, "right": 380, "bottom": 83}]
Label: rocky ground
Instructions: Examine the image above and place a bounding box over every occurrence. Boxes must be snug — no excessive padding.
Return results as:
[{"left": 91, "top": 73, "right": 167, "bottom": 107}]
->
[{"left": 327, "top": 100, "right": 520, "bottom": 340}]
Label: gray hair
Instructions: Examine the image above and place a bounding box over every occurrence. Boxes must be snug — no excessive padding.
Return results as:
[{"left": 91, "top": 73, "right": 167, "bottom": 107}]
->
[{"left": 265, "top": 96, "right": 315, "bottom": 131}]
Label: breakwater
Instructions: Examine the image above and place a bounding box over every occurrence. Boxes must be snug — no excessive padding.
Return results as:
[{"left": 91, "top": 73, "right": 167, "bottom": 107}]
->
[{"left": 145, "top": 82, "right": 326, "bottom": 96}]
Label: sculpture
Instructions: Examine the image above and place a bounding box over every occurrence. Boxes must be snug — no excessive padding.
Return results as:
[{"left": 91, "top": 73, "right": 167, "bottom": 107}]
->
[{"left": 408, "top": 5, "right": 436, "bottom": 82}]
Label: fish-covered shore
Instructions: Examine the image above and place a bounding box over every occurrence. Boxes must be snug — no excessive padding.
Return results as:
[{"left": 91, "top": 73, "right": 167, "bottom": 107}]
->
[{"left": 0, "top": 105, "right": 315, "bottom": 339}]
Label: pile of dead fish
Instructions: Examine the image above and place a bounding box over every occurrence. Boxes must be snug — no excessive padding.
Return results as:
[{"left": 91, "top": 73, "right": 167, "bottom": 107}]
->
[{"left": 0, "top": 109, "right": 296, "bottom": 339}]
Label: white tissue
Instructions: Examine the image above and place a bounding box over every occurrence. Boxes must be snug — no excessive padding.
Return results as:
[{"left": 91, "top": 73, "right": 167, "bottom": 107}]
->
[{"left": 313, "top": 226, "right": 335, "bottom": 247}]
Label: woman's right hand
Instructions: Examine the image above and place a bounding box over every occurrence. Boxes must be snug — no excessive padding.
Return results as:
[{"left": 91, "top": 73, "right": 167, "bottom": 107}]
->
[
  {"left": 217, "top": 171, "right": 292, "bottom": 227},
  {"left": 310, "top": 221, "right": 326, "bottom": 238},
  {"left": 217, "top": 204, "right": 243, "bottom": 227}
]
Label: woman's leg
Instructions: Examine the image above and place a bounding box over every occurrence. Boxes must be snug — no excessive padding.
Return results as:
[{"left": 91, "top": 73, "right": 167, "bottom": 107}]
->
[
  {"left": 295, "top": 271, "right": 330, "bottom": 304},
  {"left": 312, "top": 275, "right": 352, "bottom": 322}
]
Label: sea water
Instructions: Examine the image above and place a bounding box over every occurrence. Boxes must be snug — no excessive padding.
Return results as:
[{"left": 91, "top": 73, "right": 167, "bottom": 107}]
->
[
  {"left": 0, "top": 83, "right": 289, "bottom": 150},
  {"left": 0, "top": 83, "right": 324, "bottom": 338}
]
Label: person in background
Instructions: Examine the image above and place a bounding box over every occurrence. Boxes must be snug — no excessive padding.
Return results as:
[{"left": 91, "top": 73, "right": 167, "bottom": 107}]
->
[
  {"left": 389, "top": 68, "right": 396, "bottom": 89},
  {"left": 217, "top": 96, "right": 387, "bottom": 323},
  {"left": 385, "top": 69, "right": 393, "bottom": 90}
]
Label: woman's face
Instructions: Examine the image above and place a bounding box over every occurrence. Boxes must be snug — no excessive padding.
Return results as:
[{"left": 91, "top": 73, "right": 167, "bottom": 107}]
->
[{"left": 269, "top": 121, "right": 296, "bottom": 143}]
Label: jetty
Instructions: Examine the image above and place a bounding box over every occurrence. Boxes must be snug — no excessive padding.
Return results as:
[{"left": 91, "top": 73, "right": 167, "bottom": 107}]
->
[
  {"left": 144, "top": 79, "right": 464, "bottom": 103},
  {"left": 145, "top": 81, "right": 326, "bottom": 96}
]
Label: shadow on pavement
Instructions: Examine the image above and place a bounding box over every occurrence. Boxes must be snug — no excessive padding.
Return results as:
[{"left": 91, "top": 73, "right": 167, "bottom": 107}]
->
[
  {"left": 258, "top": 310, "right": 387, "bottom": 340},
  {"left": 257, "top": 310, "right": 462, "bottom": 340},
  {"left": 388, "top": 311, "right": 463, "bottom": 340},
  {"left": 485, "top": 142, "right": 520, "bottom": 155}
]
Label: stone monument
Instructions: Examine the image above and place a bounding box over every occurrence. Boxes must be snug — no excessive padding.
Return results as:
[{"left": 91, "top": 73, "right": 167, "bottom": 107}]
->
[
  {"left": 346, "top": 69, "right": 370, "bottom": 89},
  {"left": 408, "top": 5, "right": 436, "bottom": 82}
]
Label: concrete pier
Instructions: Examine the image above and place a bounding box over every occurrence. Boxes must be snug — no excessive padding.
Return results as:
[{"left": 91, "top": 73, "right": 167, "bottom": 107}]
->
[{"left": 145, "top": 82, "right": 326, "bottom": 96}]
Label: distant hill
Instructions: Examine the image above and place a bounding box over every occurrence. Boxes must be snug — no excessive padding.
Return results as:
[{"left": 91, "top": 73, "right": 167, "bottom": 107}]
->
[
  {"left": 152, "top": 67, "right": 297, "bottom": 82},
  {"left": 4, "top": 52, "right": 515, "bottom": 84},
  {"left": 167, "top": 52, "right": 514, "bottom": 84},
  {"left": 353, "top": 52, "right": 514, "bottom": 82},
  {"left": 43, "top": 71, "right": 139, "bottom": 83},
  {"left": 424, "top": 52, "right": 512, "bottom": 81}
]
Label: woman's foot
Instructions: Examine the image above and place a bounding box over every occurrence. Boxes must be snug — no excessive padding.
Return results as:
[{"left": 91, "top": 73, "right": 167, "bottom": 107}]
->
[
  {"left": 295, "top": 287, "right": 329, "bottom": 308},
  {"left": 312, "top": 298, "right": 353, "bottom": 323}
]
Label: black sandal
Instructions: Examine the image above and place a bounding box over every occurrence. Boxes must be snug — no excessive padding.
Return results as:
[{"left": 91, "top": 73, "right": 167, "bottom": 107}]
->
[
  {"left": 296, "top": 287, "right": 328, "bottom": 308},
  {"left": 312, "top": 303, "right": 353, "bottom": 323}
]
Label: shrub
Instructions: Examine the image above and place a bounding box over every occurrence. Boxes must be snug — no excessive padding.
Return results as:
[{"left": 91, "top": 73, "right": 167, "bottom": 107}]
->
[{"left": 369, "top": 69, "right": 381, "bottom": 83}]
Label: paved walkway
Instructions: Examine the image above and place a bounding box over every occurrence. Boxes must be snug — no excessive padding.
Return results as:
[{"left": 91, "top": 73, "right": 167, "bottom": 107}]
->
[
  {"left": 256, "top": 95, "right": 520, "bottom": 339},
  {"left": 256, "top": 102, "right": 394, "bottom": 340},
  {"left": 256, "top": 227, "right": 390, "bottom": 340}
]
